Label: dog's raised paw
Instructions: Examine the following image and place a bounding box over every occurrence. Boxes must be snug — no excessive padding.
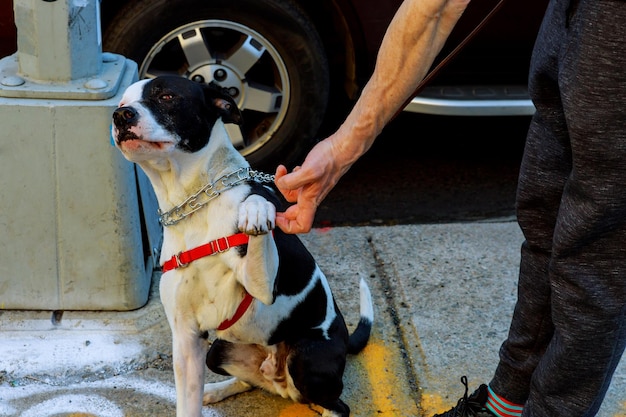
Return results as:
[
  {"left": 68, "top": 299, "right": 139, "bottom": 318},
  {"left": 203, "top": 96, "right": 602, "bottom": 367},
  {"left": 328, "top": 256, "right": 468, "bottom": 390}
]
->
[{"left": 238, "top": 194, "right": 276, "bottom": 235}]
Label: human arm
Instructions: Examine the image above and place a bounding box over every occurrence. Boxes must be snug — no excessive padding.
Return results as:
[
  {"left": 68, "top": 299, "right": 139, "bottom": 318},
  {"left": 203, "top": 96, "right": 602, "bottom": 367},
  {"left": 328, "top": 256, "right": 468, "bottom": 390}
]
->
[{"left": 275, "top": 0, "right": 471, "bottom": 233}]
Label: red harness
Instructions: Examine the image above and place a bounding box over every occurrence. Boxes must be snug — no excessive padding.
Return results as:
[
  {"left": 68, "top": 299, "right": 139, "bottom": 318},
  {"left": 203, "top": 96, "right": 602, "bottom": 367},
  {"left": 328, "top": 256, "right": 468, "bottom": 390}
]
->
[{"left": 161, "top": 232, "right": 254, "bottom": 331}]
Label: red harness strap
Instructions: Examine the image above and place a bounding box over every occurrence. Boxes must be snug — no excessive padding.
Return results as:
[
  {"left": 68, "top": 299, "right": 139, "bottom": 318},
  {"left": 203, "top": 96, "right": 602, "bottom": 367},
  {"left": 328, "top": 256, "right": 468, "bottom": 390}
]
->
[
  {"left": 161, "top": 232, "right": 250, "bottom": 272},
  {"left": 216, "top": 292, "right": 254, "bottom": 331},
  {"left": 161, "top": 232, "right": 253, "bottom": 331}
]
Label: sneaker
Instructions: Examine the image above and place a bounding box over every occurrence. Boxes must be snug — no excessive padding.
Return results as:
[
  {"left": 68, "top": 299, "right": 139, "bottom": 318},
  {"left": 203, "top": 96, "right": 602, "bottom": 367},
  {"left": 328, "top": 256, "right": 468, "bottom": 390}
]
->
[{"left": 433, "top": 376, "right": 494, "bottom": 417}]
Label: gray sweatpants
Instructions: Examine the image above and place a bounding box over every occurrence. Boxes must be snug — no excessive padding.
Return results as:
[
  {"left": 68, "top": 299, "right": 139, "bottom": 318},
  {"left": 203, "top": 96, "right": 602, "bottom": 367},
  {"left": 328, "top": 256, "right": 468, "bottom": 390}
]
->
[{"left": 489, "top": 0, "right": 626, "bottom": 415}]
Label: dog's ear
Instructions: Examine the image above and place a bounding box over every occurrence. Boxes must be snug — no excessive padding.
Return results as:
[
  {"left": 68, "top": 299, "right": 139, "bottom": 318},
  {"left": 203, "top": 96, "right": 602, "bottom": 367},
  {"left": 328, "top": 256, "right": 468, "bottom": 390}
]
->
[{"left": 205, "top": 82, "right": 243, "bottom": 125}]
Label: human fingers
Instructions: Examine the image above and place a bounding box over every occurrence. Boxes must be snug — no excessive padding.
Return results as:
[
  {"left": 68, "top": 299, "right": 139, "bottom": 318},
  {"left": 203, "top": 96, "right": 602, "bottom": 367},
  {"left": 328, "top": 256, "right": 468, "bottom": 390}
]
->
[
  {"left": 275, "top": 164, "right": 288, "bottom": 180},
  {"left": 276, "top": 204, "right": 315, "bottom": 234},
  {"left": 275, "top": 163, "right": 315, "bottom": 192},
  {"left": 275, "top": 164, "right": 301, "bottom": 203}
]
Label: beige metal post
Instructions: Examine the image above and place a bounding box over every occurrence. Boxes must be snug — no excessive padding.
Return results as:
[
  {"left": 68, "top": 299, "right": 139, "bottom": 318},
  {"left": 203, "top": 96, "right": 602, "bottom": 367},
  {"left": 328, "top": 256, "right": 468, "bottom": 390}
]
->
[{"left": 0, "top": 0, "right": 159, "bottom": 310}]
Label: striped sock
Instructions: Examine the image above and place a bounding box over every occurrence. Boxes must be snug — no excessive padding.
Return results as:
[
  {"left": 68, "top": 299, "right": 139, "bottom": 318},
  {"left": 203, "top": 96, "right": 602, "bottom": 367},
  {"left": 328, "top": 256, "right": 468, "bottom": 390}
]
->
[{"left": 485, "top": 385, "right": 523, "bottom": 417}]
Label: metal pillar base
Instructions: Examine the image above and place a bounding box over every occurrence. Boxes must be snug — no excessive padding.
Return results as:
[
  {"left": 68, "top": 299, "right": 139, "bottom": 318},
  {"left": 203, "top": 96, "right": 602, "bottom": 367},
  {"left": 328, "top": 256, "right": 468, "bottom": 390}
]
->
[
  {"left": 0, "top": 56, "right": 157, "bottom": 311},
  {"left": 0, "top": 52, "right": 128, "bottom": 100}
]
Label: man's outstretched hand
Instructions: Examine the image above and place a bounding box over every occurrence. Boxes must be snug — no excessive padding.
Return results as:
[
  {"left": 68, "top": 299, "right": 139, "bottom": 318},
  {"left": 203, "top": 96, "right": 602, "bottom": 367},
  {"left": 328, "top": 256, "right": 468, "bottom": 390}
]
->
[
  {"left": 274, "top": 139, "right": 347, "bottom": 234},
  {"left": 274, "top": 165, "right": 317, "bottom": 234}
]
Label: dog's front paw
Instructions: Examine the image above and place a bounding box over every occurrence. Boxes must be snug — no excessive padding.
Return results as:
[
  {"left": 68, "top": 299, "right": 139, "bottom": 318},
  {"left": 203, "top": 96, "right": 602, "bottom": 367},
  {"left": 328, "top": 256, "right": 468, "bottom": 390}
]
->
[{"left": 238, "top": 195, "right": 276, "bottom": 235}]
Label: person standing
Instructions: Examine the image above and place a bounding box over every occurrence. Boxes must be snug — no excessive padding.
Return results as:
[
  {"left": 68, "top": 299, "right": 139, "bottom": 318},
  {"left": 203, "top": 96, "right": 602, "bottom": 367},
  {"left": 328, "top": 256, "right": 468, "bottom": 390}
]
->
[{"left": 275, "top": 0, "right": 626, "bottom": 415}]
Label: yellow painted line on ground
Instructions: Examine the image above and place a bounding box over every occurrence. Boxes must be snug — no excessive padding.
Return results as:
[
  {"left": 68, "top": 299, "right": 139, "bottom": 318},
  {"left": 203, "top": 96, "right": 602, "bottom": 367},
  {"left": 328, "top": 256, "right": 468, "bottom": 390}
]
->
[
  {"left": 420, "top": 393, "right": 448, "bottom": 415},
  {"left": 361, "top": 342, "right": 408, "bottom": 415}
]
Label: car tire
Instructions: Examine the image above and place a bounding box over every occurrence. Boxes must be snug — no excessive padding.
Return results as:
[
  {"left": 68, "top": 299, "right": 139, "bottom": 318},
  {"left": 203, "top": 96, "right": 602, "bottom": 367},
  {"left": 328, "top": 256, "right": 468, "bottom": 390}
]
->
[{"left": 103, "top": 0, "right": 329, "bottom": 171}]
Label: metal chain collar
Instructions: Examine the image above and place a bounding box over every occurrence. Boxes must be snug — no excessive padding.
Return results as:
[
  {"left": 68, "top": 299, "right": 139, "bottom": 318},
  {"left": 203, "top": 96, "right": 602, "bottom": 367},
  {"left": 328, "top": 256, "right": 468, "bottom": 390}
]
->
[{"left": 158, "top": 167, "right": 275, "bottom": 226}]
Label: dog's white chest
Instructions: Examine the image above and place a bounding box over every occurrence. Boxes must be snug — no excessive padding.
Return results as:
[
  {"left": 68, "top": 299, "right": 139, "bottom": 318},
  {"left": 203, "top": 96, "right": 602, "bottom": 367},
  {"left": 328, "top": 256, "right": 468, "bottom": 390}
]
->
[{"left": 160, "top": 262, "right": 236, "bottom": 332}]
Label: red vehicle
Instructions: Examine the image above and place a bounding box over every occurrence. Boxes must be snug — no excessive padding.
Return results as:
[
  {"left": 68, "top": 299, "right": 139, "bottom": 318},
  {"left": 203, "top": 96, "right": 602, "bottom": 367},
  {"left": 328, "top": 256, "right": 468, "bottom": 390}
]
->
[{"left": 1, "top": 0, "right": 548, "bottom": 170}]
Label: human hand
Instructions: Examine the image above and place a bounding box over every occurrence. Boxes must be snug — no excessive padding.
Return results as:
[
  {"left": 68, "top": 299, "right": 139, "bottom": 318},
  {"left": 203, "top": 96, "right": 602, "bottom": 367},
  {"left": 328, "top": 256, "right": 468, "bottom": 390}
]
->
[{"left": 274, "top": 139, "right": 347, "bottom": 234}]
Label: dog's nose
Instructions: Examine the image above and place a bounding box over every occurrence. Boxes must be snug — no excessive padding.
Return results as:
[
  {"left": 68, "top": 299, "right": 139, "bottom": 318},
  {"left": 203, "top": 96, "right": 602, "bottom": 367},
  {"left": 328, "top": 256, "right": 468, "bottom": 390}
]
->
[{"left": 113, "top": 106, "right": 138, "bottom": 126}]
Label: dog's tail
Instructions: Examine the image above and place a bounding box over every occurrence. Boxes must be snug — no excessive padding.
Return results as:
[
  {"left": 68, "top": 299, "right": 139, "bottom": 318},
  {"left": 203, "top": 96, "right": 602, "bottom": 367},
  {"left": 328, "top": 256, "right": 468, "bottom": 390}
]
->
[{"left": 347, "top": 277, "right": 374, "bottom": 354}]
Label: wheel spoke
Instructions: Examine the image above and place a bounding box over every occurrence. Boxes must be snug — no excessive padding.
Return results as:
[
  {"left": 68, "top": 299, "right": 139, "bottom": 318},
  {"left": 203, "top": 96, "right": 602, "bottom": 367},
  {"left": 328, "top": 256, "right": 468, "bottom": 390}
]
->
[
  {"left": 226, "top": 35, "right": 266, "bottom": 75},
  {"left": 178, "top": 28, "right": 213, "bottom": 69},
  {"left": 241, "top": 82, "right": 283, "bottom": 113}
]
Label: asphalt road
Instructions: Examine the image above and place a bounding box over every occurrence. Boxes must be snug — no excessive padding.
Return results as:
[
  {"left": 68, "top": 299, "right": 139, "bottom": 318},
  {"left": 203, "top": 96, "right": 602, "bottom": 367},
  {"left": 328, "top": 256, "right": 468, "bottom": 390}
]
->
[{"left": 312, "top": 113, "right": 531, "bottom": 228}]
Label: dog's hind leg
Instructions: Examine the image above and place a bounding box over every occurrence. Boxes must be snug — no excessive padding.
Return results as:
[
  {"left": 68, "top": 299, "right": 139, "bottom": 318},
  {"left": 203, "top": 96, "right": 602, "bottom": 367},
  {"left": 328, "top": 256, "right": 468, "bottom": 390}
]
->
[
  {"left": 203, "top": 340, "right": 256, "bottom": 404},
  {"left": 205, "top": 340, "right": 297, "bottom": 401},
  {"left": 205, "top": 340, "right": 273, "bottom": 400},
  {"left": 203, "top": 377, "right": 253, "bottom": 404}
]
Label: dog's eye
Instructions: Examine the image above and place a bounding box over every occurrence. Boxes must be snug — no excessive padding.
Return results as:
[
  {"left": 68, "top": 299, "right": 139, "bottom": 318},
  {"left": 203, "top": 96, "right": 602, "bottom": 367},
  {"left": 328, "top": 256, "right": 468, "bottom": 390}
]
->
[{"left": 160, "top": 94, "right": 174, "bottom": 101}]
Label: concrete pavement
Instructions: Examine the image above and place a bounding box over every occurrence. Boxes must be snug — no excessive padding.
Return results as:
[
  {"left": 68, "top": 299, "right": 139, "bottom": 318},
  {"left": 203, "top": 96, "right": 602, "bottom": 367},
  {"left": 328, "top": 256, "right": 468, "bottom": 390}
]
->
[{"left": 1, "top": 221, "right": 625, "bottom": 416}]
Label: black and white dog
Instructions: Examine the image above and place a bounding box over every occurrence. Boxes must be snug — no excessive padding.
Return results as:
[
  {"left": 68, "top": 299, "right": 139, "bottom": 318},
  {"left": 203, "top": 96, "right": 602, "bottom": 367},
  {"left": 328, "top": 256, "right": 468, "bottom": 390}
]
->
[{"left": 111, "top": 76, "right": 373, "bottom": 417}]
